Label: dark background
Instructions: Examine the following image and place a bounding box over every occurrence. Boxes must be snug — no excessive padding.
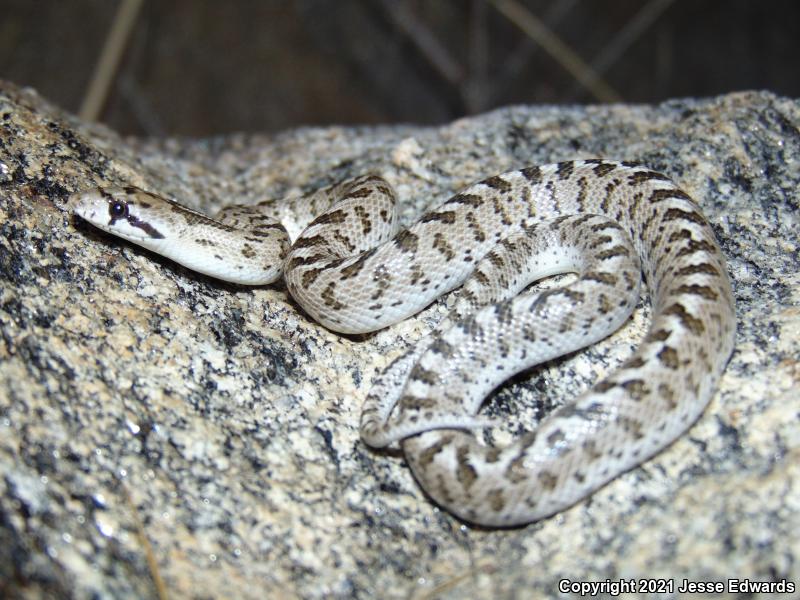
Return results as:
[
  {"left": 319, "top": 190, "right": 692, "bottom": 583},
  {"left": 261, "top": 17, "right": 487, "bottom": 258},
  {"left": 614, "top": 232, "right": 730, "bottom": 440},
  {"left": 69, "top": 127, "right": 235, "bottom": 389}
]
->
[{"left": 2, "top": 0, "right": 797, "bottom": 136}]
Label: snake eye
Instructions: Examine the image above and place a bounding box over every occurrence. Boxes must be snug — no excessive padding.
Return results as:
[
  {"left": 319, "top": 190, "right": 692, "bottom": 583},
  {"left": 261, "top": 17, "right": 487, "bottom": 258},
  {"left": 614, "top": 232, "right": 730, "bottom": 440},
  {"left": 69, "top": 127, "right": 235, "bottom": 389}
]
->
[{"left": 109, "top": 201, "right": 128, "bottom": 219}]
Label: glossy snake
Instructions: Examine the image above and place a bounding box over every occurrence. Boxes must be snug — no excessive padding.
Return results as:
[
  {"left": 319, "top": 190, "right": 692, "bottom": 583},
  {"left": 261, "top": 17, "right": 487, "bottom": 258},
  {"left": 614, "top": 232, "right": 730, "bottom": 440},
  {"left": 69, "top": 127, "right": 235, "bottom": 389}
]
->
[{"left": 71, "top": 160, "right": 736, "bottom": 526}]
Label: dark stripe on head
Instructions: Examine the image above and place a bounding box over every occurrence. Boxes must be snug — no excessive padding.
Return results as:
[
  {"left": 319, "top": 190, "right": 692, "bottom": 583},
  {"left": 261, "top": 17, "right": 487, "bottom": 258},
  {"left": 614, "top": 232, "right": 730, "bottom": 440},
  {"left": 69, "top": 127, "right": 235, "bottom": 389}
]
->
[{"left": 128, "top": 215, "right": 164, "bottom": 239}]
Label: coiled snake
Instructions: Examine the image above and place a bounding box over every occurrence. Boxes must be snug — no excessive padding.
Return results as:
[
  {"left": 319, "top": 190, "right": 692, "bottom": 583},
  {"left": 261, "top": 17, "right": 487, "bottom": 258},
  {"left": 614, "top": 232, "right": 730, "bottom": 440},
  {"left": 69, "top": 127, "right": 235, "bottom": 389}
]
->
[{"left": 71, "top": 160, "right": 735, "bottom": 526}]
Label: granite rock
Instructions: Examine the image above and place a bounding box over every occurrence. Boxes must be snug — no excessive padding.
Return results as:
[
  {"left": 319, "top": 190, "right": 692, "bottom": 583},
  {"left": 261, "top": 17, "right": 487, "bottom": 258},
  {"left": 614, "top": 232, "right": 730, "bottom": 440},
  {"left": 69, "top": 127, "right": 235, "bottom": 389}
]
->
[{"left": 0, "top": 80, "right": 798, "bottom": 598}]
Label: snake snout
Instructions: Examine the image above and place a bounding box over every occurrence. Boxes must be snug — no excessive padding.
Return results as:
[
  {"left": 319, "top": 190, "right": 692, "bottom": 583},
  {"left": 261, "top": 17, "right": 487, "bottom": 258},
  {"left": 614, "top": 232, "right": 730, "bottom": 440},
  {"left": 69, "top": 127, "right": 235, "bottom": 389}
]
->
[{"left": 69, "top": 190, "right": 104, "bottom": 222}]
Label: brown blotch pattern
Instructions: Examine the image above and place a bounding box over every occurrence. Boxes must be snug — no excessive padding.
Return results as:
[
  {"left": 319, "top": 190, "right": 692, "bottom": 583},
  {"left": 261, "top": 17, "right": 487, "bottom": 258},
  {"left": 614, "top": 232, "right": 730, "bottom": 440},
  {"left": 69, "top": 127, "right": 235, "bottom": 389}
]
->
[
  {"left": 482, "top": 175, "right": 512, "bottom": 192},
  {"left": 657, "top": 346, "right": 680, "bottom": 370},
  {"left": 394, "top": 230, "right": 419, "bottom": 253},
  {"left": 456, "top": 445, "right": 478, "bottom": 490},
  {"left": 420, "top": 211, "right": 456, "bottom": 224},
  {"left": 664, "top": 302, "right": 706, "bottom": 335}
]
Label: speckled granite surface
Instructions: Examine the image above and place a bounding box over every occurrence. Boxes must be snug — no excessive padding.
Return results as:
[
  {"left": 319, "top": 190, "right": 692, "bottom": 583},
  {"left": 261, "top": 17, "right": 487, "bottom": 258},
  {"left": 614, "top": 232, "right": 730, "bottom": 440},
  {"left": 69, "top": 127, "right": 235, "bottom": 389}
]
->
[{"left": 0, "top": 80, "right": 798, "bottom": 598}]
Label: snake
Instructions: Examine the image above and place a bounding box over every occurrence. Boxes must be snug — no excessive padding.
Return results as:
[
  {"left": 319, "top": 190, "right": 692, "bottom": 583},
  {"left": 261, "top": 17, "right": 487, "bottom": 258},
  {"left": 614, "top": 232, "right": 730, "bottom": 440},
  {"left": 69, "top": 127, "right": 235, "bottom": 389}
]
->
[{"left": 70, "top": 159, "right": 736, "bottom": 527}]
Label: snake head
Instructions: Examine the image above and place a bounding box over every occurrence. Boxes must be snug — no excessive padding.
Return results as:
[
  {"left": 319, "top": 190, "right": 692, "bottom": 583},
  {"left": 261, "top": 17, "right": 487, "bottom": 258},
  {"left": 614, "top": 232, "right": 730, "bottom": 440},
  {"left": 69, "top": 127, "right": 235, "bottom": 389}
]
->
[{"left": 70, "top": 185, "right": 170, "bottom": 243}]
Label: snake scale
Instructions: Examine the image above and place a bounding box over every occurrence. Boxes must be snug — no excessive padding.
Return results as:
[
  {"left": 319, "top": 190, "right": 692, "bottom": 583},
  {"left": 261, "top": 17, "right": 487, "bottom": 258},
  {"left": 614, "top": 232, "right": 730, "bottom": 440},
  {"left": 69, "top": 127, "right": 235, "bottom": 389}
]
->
[{"left": 71, "top": 159, "right": 736, "bottom": 527}]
